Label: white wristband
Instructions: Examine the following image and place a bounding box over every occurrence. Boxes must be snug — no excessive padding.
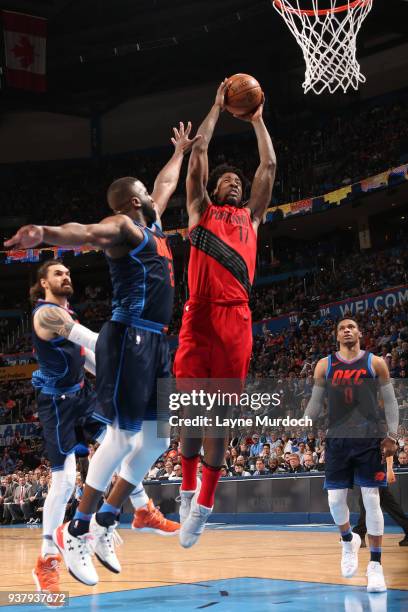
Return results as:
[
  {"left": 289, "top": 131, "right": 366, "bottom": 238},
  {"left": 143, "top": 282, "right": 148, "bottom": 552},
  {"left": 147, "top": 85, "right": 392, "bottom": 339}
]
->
[{"left": 68, "top": 323, "right": 98, "bottom": 352}]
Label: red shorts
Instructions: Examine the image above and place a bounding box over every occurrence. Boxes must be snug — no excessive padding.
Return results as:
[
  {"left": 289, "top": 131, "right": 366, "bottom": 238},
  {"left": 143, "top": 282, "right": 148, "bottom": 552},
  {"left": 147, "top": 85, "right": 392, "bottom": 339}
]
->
[{"left": 173, "top": 299, "right": 252, "bottom": 380}]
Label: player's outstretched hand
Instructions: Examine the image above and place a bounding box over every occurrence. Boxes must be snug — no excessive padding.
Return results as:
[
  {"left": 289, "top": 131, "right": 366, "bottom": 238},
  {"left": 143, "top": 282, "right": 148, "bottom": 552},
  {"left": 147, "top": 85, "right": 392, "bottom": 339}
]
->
[
  {"left": 233, "top": 93, "right": 265, "bottom": 123},
  {"left": 171, "top": 121, "right": 202, "bottom": 155},
  {"left": 214, "top": 78, "right": 228, "bottom": 110},
  {"left": 4, "top": 224, "right": 44, "bottom": 249},
  {"left": 380, "top": 436, "right": 397, "bottom": 459}
]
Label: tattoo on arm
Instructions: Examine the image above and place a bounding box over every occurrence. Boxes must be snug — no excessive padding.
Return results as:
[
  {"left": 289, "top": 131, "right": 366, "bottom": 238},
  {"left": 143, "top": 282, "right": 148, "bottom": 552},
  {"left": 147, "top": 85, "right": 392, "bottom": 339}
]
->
[{"left": 36, "top": 308, "right": 74, "bottom": 338}]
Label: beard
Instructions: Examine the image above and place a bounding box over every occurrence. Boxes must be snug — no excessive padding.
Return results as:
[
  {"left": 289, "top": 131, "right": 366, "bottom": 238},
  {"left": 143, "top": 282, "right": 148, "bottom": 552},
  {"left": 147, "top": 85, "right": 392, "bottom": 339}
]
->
[
  {"left": 50, "top": 283, "right": 73, "bottom": 298},
  {"left": 213, "top": 192, "right": 243, "bottom": 207},
  {"left": 140, "top": 197, "right": 157, "bottom": 226}
]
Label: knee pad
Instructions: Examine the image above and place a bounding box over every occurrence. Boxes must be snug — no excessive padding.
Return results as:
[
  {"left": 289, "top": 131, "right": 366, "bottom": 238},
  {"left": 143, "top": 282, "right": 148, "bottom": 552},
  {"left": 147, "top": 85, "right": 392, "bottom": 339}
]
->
[
  {"left": 119, "top": 421, "right": 169, "bottom": 487},
  {"left": 327, "top": 488, "right": 349, "bottom": 526},
  {"left": 361, "top": 487, "right": 384, "bottom": 536},
  {"left": 85, "top": 423, "right": 140, "bottom": 491}
]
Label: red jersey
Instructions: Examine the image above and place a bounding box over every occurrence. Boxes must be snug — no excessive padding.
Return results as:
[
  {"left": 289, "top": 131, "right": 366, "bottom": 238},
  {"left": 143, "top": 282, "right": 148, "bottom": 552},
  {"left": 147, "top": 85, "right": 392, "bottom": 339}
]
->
[{"left": 188, "top": 203, "right": 257, "bottom": 302}]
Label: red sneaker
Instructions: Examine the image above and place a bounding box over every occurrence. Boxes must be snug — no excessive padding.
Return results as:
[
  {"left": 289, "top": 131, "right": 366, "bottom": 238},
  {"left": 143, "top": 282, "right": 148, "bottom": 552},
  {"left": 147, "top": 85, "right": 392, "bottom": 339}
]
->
[
  {"left": 32, "top": 554, "right": 64, "bottom": 607},
  {"left": 132, "top": 499, "right": 179, "bottom": 536}
]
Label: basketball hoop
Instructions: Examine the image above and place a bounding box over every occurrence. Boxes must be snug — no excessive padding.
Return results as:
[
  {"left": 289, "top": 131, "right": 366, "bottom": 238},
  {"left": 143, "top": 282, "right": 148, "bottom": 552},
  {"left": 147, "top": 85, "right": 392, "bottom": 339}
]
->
[{"left": 273, "top": 0, "right": 373, "bottom": 94}]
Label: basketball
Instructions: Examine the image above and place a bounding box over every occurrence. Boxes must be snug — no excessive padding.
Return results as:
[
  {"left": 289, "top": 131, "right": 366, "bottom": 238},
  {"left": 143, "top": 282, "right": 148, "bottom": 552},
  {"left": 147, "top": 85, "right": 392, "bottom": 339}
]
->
[{"left": 225, "top": 73, "right": 263, "bottom": 116}]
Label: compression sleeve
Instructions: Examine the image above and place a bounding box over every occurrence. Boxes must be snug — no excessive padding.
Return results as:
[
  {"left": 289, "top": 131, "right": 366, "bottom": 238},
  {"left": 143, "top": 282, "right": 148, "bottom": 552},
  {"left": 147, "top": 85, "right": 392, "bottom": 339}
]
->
[
  {"left": 304, "top": 383, "right": 326, "bottom": 420},
  {"left": 67, "top": 323, "right": 98, "bottom": 352},
  {"left": 380, "top": 381, "right": 399, "bottom": 436}
]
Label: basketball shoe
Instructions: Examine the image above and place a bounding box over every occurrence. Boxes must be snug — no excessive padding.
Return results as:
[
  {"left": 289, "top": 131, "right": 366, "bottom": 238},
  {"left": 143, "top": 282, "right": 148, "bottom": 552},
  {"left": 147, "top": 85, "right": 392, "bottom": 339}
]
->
[
  {"left": 53, "top": 523, "right": 98, "bottom": 586},
  {"left": 366, "top": 561, "right": 387, "bottom": 592},
  {"left": 32, "top": 554, "right": 63, "bottom": 607},
  {"left": 132, "top": 499, "right": 179, "bottom": 535},
  {"left": 89, "top": 515, "right": 122, "bottom": 573},
  {"left": 341, "top": 532, "right": 361, "bottom": 578},
  {"left": 179, "top": 477, "right": 201, "bottom": 524},
  {"left": 179, "top": 488, "right": 212, "bottom": 549}
]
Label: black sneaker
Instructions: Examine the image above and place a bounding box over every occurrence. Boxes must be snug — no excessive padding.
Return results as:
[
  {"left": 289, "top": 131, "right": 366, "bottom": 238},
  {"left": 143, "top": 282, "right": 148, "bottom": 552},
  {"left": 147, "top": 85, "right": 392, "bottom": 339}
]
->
[{"left": 399, "top": 535, "right": 408, "bottom": 546}]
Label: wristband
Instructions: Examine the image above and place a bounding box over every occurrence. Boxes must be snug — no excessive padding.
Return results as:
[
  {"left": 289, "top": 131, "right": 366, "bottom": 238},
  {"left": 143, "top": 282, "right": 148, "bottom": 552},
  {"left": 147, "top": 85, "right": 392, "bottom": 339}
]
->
[{"left": 67, "top": 323, "right": 98, "bottom": 352}]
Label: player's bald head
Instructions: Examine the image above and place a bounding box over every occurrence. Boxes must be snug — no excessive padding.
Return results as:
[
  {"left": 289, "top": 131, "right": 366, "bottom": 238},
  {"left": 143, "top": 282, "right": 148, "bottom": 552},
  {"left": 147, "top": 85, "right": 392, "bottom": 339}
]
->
[{"left": 107, "top": 177, "right": 146, "bottom": 213}]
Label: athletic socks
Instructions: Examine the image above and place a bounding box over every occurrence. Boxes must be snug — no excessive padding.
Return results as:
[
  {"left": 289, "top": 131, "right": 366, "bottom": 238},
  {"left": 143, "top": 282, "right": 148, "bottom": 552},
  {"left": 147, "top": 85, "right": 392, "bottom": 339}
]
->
[
  {"left": 68, "top": 510, "right": 92, "bottom": 536},
  {"left": 197, "top": 463, "right": 221, "bottom": 508},
  {"left": 341, "top": 527, "right": 353, "bottom": 542},
  {"left": 129, "top": 484, "right": 149, "bottom": 510},
  {"left": 95, "top": 502, "right": 120, "bottom": 528},
  {"left": 181, "top": 455, "right": 199, "bottom": 492},
  {"left": 370, "top": 547, "right": 382, "bottom": 563},
  {"left": 41, "top": 534, "right": 58, "bottom": 558}
]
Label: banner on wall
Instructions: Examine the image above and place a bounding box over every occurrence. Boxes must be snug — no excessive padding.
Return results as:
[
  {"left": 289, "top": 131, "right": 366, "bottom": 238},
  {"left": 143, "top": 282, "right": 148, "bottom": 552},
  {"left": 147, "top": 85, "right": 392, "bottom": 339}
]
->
[
  {"left": 251, "top": 284, "right": 408, "bottom": 336},
  {"left": 318, "top": 285, "right": 408, "bottom": 319},
  {"left": 0, "top": 363, "right": 37, "bottom": 381}
]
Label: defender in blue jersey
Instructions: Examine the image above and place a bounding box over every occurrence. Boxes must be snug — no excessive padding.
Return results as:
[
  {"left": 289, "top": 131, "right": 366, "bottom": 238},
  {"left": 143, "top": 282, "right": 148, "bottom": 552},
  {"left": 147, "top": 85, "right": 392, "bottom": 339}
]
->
[
  {"left": 305, "top": 317, "right": 399, "bottom": 593},
  {"left": 5, "top": 121, "right": 200, "bottom": 586},
  {"left": 28, "top": 259, "right": 104, "bottom": 595}
]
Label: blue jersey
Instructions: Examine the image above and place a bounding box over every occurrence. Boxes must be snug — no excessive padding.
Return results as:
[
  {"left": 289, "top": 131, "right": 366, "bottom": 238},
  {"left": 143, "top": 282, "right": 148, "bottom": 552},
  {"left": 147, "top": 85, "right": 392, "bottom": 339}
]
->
[
  {"left": 107, "top": 220, "right": 175, "bottom": 331},
  {"left": 326, "top": 350, "right": 383, "bottom": 438},
  {"left": 32, "top": 301, "right": 85, "bottom": 395}
]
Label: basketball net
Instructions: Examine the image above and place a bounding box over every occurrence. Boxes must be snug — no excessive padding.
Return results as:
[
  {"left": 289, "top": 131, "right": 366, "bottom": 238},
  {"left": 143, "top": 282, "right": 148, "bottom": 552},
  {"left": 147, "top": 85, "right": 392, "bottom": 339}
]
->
[{"left": 273, "top": 0, "right": 373, "bottom": 94}]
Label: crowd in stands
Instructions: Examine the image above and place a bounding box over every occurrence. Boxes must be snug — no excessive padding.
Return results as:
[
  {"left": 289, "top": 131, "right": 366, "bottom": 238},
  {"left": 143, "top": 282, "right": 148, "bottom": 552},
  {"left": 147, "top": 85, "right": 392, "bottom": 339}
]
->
[
  {"left": 0, "top": 95, "right": 407, "bottom": 230},
  {"left": 0, "top": 381, "right": 38, "bottom": 424},
  {"left": 1, "top": 424, "right": 408, "bottom": 526},
  {"left": 0, "top": 444, "right": 87, "bottom": 525}
]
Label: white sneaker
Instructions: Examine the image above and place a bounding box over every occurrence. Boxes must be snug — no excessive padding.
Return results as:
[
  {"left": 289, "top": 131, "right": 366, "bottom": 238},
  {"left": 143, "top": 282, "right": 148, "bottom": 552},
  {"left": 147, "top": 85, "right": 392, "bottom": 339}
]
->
[
  {"left": 341, "top": 532, "right": 361, "bottom": 578},
  {"left": 179, "top": 477, "right": 201, "bottom": 524},
  {"left": 89, "top": 515, "right": 122, "bottom": 574},
  {"left": 366, "top": 561, "right": 387, "bottom": 592},
  {"left": 179, "top": 491, "right": 212, "bottom": 549},
  {"left": 53, "top": 523, "right": 98, "bottom": 586}
]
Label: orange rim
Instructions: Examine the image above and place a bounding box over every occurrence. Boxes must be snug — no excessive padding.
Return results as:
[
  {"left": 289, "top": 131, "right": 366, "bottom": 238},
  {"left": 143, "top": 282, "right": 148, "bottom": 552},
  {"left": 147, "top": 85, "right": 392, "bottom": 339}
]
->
[{"left": 273, "top": 0, "right": 371, "bottom": 17}]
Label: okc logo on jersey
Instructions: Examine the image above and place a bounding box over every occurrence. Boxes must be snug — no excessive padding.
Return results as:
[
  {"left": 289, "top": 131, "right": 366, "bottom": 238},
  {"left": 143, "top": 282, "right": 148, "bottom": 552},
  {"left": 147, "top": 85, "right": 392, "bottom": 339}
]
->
[
  {"left": 153, "top": 235, "right": 174, "bottom": 287},
  {"left": 331, "top": 369, "right": 367, "bottom": 385},
  {"left": 153, "top": 235, "right": 173, "bottom": 260}
]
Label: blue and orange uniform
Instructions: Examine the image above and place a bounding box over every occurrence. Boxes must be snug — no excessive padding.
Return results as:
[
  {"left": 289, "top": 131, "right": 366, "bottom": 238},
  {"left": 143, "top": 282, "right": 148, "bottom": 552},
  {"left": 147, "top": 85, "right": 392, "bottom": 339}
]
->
[
  {"left": 174, "top": 202, "right": 256, "bottom": 381},
  {"left": 324, "top": 349, "right": 387, "bottom": 490},
  {"left": 32, "top": 300, "right": 103, "bottom": 472},
  {"left": 94, "top": 220, "right": 174, "bottom": 432}
]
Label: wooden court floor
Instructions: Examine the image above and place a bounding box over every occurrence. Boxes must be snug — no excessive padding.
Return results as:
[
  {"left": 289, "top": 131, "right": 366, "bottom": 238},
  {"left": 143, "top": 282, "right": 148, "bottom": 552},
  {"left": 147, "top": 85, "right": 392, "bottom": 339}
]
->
[{"left": 0, "top": 527, "right": 407, "bottom": 599}]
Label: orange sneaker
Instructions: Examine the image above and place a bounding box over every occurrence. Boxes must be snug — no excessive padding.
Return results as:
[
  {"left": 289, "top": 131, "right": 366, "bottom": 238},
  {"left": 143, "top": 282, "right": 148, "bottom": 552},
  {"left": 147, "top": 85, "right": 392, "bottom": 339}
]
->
[
  {"left": 132, "top": 499, "right": 180, "bottom": 536},
  {"left": 32, "top": 554, "right": 63, "bottom": 607}
]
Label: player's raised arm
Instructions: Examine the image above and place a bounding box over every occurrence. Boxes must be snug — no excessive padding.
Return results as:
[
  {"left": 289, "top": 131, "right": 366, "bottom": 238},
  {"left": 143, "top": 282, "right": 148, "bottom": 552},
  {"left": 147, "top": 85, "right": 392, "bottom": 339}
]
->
[
  {"left": 151, "top": 122, "right": 201, "bottom": 218},
  {"left": 33, "top": 305, "right": 99, "bottom": 352},
  {"left": 4, "top": 214, "right": 144, "bottom": 251},
  {"left": 238, "top": 103, "right": 276, "bottom": 230},
  {"left": 186, "top": 79, "right": 228, "bottom": 227},
  {"left": 372, "top": 355, "right": 399, "bottom": 457},
  {"left": 304, "top": 358, "right": 327, "bottom": 421}
]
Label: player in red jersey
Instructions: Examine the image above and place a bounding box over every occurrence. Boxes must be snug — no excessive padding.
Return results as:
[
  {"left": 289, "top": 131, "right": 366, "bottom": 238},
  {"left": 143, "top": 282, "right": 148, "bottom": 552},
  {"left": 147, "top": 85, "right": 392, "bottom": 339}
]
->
[{"left": 175, "top": 80, "right": 276, "bottom": 547}]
